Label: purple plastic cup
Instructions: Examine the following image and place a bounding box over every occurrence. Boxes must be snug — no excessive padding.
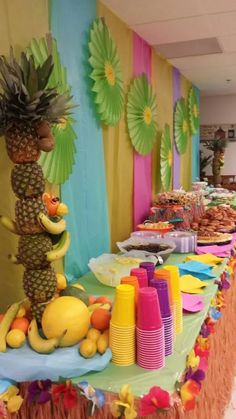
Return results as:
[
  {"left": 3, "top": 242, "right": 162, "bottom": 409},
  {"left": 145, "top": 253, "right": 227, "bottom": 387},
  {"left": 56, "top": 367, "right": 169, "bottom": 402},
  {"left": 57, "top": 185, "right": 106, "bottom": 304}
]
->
[
  {"left": 139, "top": 262, "right": 155, "bottom": 283},
  {"left": 149, "top": 279, "right": 171, "bottom": 318},
  {"left": 137, "top": 287, "right": 163, "bottom": 330},
  {"left": 130, "top": 268, "right": 148, "bottom": 288}
]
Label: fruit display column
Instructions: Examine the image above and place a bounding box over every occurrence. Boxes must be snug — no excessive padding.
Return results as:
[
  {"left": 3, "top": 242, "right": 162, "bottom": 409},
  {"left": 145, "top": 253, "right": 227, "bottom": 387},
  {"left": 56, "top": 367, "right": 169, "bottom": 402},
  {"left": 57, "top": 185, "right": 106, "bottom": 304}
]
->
[{"left": 0, "top": 51, "right": 71, "bottom": 322}]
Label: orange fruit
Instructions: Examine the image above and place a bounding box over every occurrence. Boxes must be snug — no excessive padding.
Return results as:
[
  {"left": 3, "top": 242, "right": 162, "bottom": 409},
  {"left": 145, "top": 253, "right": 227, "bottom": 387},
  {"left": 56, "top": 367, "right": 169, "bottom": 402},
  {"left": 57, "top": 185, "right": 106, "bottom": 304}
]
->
[
  {"left": 6, "top": 330, "right": 26, "bottom": 348},
  {"left": 11, "top": 317, "right": 29, "bottom": 335},
  {"left": 0, "top": 314, "right": 5, "bottom": 323},
  {"left": 95, "top": 296, "right": 112, "bottom": 307},
  {"left": 89, "top": 295, "right": 97, "bottom": 305},
  {"left": 90, "top": 308, "right": 111, "bottom": 332}
]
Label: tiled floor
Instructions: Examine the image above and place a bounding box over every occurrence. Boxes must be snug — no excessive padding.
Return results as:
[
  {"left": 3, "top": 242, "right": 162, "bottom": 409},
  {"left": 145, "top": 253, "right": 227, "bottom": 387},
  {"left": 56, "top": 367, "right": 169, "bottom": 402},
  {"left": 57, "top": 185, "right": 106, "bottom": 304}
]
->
[{"left": 224, "top": 378, "right": 236, "bottom": 419}]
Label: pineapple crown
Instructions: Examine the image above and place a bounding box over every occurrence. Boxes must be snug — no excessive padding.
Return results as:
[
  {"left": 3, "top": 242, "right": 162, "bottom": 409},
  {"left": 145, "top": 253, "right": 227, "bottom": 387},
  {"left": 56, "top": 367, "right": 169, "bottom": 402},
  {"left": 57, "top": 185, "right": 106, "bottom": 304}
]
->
[{"left": 0, "top": 48, "right": 73, "bottom": 133}]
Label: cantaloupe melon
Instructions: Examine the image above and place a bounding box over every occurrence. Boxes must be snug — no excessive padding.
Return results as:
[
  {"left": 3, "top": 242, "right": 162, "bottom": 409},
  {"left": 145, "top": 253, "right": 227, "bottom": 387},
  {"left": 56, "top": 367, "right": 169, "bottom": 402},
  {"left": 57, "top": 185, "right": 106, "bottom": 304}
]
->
[{"left": 42, "top": 296, "right": 90, "bottom": 347}]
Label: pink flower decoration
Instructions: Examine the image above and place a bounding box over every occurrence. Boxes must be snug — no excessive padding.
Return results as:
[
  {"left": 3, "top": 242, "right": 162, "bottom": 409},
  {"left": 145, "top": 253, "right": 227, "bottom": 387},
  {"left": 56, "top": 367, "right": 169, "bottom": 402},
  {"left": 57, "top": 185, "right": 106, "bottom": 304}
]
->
[
  {"left": 139, "top": 386, "right": 171, "bottom": 417},
  {"left": 199, "top": 356, "right": 208, "bottom": 372}
]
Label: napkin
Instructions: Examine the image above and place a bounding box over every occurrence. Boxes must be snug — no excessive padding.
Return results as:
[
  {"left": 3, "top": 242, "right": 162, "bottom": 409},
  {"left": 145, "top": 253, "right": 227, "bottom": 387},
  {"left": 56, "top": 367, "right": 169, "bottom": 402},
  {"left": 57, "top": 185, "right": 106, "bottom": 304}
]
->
[
  {"left": 185, "top": 253, "right": 224, "bottom": 266},
  {"left": 178, "top": 261, "right": 215, "bottom": 280},
  {"left": 182, "top": 293, "right": 204, "bottom": 312},
  {"left": 196, "top": 244, "right": 232, "bottom": 257},
  {"left": 180, "top": 274, "right": 208, "bottom": 294}
]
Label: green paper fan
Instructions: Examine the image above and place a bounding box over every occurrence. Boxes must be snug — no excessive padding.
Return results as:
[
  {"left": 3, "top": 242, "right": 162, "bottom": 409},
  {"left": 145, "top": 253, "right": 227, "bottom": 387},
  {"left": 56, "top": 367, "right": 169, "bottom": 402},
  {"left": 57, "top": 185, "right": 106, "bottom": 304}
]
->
[
  {"left": 174, "top": 97, "right": 188, "bottom": 154},
  {"left": 161, "top": 124, "right": 172, "bottom": 191},
  {"left": 26, "top": 35, "right": 77, "bottom": 184},
  {"left": 88, "top": 18, "right": 124, "bottom": 126},
  {"left": 127, "top": 74, "right": 158, "bottom": 155},
  {"left": 188, "top": 87, "right": 199, "bottom": 135}
]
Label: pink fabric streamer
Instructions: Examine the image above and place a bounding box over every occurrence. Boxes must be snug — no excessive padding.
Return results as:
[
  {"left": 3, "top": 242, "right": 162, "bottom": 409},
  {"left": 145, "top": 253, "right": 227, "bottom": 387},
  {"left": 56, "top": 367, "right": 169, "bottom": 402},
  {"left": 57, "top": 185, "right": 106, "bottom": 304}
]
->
[{"left": 133, "top": 32, "right": 152, "bottom": 228}]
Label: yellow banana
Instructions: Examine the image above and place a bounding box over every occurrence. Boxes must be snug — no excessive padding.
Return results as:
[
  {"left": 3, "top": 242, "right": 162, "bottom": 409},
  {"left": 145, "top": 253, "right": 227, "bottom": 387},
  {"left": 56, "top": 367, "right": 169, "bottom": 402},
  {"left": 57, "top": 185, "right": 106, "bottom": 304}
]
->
[
  {"left": 46, "top": 231, "right": 70, "bottom": 262},
  {"left": 56, "top": 203, "right": 68, "bottom": 217},
  {"left": 0, "top": 216, "right": 18, "bottom": 234},
  {"left": 8, "top": 254, "right": 20, "bottom": 264},
  {"left": 97, "top": 332, "right": 109, "bottom": 354},
  {"left": 28, "top": 319, "right": 66, "bottom": 354},
  {"left": 37, "top": 212, "right": 66, "bottom": 235},
  {"left": 0, "top": 301, "right": 22, "bottom": 352}
]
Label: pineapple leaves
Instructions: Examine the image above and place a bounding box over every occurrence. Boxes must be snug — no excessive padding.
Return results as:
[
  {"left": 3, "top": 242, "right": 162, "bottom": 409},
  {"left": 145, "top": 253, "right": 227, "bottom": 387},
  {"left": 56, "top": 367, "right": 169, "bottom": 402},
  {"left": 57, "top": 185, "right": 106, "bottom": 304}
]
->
[
  {"left": 27, "top": 56, "right": 38, "bottom": 97},
  {"left": 26, "top": 36, "right": 77, "bottom": 184},
  {"left": 38, "top": 56, "right": 54, "bottom": 90}
]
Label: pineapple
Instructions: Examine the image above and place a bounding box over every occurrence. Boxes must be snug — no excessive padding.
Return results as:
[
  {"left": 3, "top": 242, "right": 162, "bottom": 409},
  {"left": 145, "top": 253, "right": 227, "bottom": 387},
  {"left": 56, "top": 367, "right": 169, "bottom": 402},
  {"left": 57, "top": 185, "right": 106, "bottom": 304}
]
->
[
  {"left": 0, "top": 48, "right": 72, "bottom": 323},
  {"left": 11, "top": 162, "right": 45, "bottom": 199},
  {"left": 15, "top": 196, "right": 47, "bottom": 235},
  {"left": 31, "top": 303, "right": 47, "bottom": 324},
  {"left": 23, "top": 267, "right": 57, "bottom": 303},
  {"left": 18, "top": 233, "right": 52, "bottom": 269},
  {"left": 0, "top": 51, "right": 72, "bottom": 163}
]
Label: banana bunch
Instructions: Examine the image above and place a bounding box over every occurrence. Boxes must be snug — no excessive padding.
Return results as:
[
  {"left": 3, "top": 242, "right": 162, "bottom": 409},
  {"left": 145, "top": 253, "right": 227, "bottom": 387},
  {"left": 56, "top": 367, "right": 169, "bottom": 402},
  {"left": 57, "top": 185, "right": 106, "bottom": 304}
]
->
[
  {"left": 37, "top": 212, "right": 66, "bottom": 235},
  {"left": 46, "top": 230, "right": 70, "bottom": 262},
  {"left": 28, "top": 319, "right": 66, "bottom": 354},
  {"left": 0, "top": 301, "right": 22, "bottom": 352},
  {"left": 0, "top": 216, "right": 18, "bottom": 234}
]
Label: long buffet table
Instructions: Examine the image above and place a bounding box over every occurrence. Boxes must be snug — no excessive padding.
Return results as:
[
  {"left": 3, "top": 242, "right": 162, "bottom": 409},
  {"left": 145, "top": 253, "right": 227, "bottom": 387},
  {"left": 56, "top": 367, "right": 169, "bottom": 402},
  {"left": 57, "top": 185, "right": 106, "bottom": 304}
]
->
[{"left": 6, "top": 251, "right": 236, "bottom": 419}]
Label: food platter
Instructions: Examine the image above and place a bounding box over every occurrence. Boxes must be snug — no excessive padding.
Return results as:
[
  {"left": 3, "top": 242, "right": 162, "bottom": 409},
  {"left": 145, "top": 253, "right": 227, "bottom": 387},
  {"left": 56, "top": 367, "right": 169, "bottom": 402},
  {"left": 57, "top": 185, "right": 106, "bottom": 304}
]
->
[
  {"left": 137, "top": 222, "right": 174, "bottom": 233},
  {"left": 197, "top": 232, "right": 233, "bottom": 246}
]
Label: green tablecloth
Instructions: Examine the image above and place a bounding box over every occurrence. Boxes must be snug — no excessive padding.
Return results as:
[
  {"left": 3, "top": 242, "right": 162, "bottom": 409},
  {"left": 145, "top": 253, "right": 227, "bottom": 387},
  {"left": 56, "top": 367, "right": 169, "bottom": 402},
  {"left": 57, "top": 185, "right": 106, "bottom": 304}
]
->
[{"left": 73, "top": 253, "right": 225, "bottom": 397}]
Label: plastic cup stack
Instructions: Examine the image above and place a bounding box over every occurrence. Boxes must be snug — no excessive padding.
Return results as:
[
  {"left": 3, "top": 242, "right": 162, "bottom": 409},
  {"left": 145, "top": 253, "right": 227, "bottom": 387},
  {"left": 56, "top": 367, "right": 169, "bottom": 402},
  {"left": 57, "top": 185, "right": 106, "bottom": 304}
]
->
[
  {"left": 120, "top": 276, "right": 139, "bottom": 305},
  {"left": 110, "top": 284, "right": 136, "bottom": 366},
  {"left": 139, "top": 262, "right": 155, "bottom": 284},
  {"left": 136, "top": 287, "right": 165, "bottom": 370},
  {"left": 130, "top": 268, "right": 148, "bottom": 288},
  {"left": 164, "top": 266, "right": 183, "bottom": 334},
  {"left": 149, "top": 279, "right": 174, "bottom": 356},
  {"left": 154, "top": 268, "right": 175, "bottom": 312}
]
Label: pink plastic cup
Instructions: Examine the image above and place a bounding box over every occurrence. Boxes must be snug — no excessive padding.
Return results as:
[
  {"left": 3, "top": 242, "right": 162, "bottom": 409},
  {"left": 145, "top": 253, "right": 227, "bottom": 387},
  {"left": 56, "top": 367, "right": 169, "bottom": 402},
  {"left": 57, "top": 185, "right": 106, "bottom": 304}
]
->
[
  {"left": 130, "top": 268, "right": 148, "bottom": 288},
  {"left": 137, "top": 287, "right": 163, "bottom": 330}
]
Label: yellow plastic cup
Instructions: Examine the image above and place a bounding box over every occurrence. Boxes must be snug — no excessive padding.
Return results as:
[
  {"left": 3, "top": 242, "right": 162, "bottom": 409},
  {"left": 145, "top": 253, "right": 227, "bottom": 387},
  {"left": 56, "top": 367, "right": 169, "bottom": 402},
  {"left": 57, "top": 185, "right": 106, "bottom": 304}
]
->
[
  {"left": 111, "top": 284, "right": 135, "bottom": 326},
  {"left": 164, "top": 266, "right": 181, "bottom": 300}
]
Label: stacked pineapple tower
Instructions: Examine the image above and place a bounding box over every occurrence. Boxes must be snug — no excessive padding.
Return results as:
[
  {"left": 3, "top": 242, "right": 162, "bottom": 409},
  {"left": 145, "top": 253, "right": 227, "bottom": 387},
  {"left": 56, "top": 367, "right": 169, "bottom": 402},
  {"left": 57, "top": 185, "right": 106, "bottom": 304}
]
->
[{"left": 0, "top": 50, "right": 72, "bottom": 322}]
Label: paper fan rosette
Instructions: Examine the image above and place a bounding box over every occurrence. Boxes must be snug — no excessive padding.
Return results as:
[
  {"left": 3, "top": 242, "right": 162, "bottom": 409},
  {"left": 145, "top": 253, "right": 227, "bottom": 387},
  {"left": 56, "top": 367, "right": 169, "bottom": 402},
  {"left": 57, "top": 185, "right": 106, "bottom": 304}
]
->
[
  {"left": 174, "top": 97, "right": 189, "bottom": 154},
  {"left": 88, "top": 18, "right": 124, "bottom": 126},
  {"left": 127, "top": 74, "right": 158, "bottom": 155},
  {"left": 26, "top": 35, "right": 77, "bottom": 184},
  {"left": 161, "top": 124, "right": 172, "bottom": 191},
  {"left": 188, "top": 86, "right": 200, "bottom": 134}
]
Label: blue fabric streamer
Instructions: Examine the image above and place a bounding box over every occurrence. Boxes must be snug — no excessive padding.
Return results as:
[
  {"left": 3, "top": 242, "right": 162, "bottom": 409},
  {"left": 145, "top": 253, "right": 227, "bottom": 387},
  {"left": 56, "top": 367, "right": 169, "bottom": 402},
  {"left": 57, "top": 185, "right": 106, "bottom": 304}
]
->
[{"left": 51, "top": 0, "right": 110, "bottom": 278}]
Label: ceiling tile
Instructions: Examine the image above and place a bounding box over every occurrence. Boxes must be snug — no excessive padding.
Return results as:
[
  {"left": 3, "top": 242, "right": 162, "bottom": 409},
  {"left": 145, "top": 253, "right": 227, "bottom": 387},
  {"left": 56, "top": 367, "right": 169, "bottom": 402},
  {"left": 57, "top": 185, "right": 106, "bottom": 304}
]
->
[
  {"left": 220, "top": 34, "right": 236, "bottom": 52},
  {"left": 132, "top": 16, "right": 212, "bottom": 45},
  {"left": 169, "top": 52, "right": 236, "bottom": 70},
  {"left": 201, "top": 0, "right": 236, "bottom": 14},
  {"left": 101, "top": 0, "right": 203, "bottom": 25},
  {"left": 209, "top": 11, "right": 236, "bottom": 36},
  {"left": 155, "top": 38, "right": 222, "bottom": 59}
]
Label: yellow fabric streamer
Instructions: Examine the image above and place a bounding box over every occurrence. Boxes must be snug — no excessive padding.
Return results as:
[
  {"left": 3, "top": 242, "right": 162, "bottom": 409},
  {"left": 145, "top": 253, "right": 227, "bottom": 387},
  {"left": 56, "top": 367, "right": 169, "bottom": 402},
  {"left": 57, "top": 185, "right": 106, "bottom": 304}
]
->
[{"left": 98, "top": 2, "right": 133, "bottom": 251}]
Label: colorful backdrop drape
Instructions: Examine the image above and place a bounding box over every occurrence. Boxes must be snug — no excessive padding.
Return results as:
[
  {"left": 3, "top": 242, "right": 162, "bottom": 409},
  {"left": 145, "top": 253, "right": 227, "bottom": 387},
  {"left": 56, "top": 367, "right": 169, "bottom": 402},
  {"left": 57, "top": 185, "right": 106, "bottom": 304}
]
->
[
  {"left": 51, "top": 0, "right": 110, "bottom": 279},
  {"left": 132, "top": 33, "right": 152, "bottom": 228}
]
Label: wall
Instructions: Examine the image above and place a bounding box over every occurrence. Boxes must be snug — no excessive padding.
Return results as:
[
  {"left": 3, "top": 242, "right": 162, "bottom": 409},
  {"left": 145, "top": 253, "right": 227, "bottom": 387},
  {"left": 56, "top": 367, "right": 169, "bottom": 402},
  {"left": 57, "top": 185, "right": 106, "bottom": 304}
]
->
[
  {"left": 200, "top": 95, "right": 236, "bottom": 176},
  {"left": 0, "top": 0, "right": 49, "bottom": 311}
]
